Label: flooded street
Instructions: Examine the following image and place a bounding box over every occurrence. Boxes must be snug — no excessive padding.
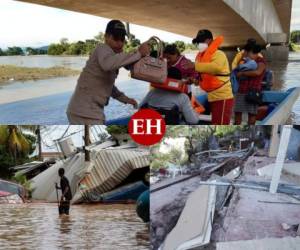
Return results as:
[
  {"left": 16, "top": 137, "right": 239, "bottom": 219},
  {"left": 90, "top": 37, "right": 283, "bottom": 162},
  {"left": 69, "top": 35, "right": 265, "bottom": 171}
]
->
[{"left": 0, "top": 203, "right": 149, "bottom": 250}]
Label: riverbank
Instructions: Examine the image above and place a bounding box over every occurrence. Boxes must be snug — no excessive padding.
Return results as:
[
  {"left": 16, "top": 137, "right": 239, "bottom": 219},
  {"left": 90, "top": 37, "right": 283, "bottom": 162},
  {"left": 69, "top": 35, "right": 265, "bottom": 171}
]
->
[
  {"left": 290, "top": 43, "right": 300, "bottom": 52},
  {"left": 0, "top": 65, "right": 80, "bottom": 84}
]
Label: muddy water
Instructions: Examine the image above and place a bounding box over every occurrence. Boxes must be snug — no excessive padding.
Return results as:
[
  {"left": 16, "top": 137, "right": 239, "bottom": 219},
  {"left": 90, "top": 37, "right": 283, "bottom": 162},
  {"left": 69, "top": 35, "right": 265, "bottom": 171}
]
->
[
  {"left": 269, "top": 52, "right": 300, "bottom": 123},
  {"left": 0, "top": 53, "right": 299, "bottom": 124},
  {"left": 0, "top": 203, "right": 149, "bottom": 250}
]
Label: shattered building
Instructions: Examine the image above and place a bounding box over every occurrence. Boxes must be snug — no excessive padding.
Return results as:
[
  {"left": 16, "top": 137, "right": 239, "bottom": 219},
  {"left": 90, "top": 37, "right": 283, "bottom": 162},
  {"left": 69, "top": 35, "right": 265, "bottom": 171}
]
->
[{"left": 151, "top": 125, "right": 300, "bottom": 250}]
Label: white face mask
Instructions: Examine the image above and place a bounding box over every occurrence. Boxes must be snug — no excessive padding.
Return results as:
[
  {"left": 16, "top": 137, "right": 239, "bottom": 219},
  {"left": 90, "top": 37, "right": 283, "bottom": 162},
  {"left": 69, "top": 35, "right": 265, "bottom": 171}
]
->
[{"left": 198, "top": 43, "right": 208, "bottom": 52}]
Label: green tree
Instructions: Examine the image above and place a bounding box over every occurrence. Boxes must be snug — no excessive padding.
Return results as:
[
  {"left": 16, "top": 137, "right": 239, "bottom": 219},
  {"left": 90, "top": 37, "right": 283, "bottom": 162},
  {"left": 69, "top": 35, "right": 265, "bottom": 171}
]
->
[
  {"left": 6, "top": 47, "right": 24, "bottom": 56},
  {"left": 124, "top": 34, "right": 141, "bottom": 53},
  {"left": 106, "top": 125, "right": 128, "bottom": 135},
  {"left": 0, "top": 48, "right": 6, "bottom": 56},
  {"left": 291, "top": 31, "right": 300, "bottom": 44},
  {"left": 66, "top": 41, "right": 85, "bottom": 55},
  {"left": 0, "top": 125, "right": 36, "bottom": 178},
  {"left": 185, "top": 43, "right": 197, "bottom": 51},
  {"left": 84, "top": 39, "right": 98, "bottom": 55},
  {"left": 48, "top": 43, "right": 65, "bottom": 55},
  {"left": 174, "top": 41, "right": 186, "bottom": 53},
  {"left": 26, "top": 47, "right": 38, "bottom": 55},
  {"left": 12, "top": 173, "right": 33, "bottom": 198}
]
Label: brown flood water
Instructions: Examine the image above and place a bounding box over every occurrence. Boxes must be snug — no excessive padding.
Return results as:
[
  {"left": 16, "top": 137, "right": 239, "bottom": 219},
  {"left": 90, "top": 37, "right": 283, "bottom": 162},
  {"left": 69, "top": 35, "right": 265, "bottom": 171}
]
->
[{"left": 0, "top": 203, "right": 149, "bottom": 250}]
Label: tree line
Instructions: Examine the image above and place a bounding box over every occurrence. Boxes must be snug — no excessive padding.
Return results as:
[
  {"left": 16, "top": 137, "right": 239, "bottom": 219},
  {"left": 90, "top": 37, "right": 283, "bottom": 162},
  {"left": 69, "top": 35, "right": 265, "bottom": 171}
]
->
[
  {"left": 0, "top": 32, "right": 197, "bottom": 56},
  {"left": 290, "top": 30, "right": 300, "bottom": 52},
  {"left": 0, "top": 46, "right": 47, "bottom": 56},
  {"left": 2, "top": 31, "right": 300, "bottom": 56}
]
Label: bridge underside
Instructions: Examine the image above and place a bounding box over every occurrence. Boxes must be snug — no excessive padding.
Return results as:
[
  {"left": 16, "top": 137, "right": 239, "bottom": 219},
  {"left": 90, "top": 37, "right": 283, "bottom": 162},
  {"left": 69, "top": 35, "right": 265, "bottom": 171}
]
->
[{"left": 18, "top": 0, "right": 292, "bottom": 48}]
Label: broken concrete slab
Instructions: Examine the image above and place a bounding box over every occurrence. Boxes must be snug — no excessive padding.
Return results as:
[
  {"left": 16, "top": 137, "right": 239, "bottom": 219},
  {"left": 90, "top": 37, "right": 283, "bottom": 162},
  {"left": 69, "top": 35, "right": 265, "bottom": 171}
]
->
[
  {"left": 243, "top": 155, "right": 276, "bottom": 176},
  {"left": 224, "top": 167, "right": 241, "bottom": 180},
  {"left": 213, "top": 188, "right": 300, "bottom": 242},
  {"left": 208, "top": 149, "right": 248, "bottom": 160},
  {"left": 198, "top": 178, "right": 300, "bottom": 196},
  {"left": 150, "top": 176, "right": 202, "bottom": 250},
  {"left": 160, "top": 184, "right": 216, "bottom": 250},
  {"left": 216, "top": 237, "right": 300, "bottom": 250}
]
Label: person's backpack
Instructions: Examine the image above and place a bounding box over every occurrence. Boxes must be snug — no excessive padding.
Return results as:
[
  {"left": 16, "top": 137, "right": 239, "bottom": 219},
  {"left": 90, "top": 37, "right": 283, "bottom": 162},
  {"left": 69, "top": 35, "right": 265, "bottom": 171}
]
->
[
  {"left": 140, "top": 103, "right": 181, "bottom": 124},
  {"left": 230, "top": 71, "right": 239, "bottom": 95}
]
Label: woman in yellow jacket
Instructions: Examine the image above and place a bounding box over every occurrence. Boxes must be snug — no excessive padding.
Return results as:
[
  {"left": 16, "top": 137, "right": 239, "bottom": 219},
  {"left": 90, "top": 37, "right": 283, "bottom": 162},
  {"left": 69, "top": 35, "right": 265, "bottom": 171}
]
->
[{"left": 184, "top": 30, "right": 234, "bottom": 125}]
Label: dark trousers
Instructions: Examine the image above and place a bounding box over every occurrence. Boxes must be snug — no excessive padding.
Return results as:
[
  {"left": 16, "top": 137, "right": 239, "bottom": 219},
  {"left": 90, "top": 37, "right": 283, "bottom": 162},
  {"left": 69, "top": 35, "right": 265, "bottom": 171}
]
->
[{"left": 59, "top": 200, "right": 70, "bottom": 215}]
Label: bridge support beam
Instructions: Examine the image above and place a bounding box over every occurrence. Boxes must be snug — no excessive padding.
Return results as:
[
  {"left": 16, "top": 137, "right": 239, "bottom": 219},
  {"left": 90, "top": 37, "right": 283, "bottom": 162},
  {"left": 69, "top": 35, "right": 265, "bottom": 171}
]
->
[{"left": 265, "top": 33, "right": 289, "bottom": 61}]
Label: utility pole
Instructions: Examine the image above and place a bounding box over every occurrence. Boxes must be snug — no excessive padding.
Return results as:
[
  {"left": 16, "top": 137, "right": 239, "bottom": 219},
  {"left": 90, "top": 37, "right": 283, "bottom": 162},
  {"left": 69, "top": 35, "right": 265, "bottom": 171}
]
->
[
  {"left": 269, "top": 125, "right": 292, "bottom": 193},
  {"left": 126, "top": 22, "right": 132, "bottom": 41},
  {"left": 84, "top": 125, "right": 90, "bottom": 162},
  {"left": 36, "top": 126, "right": 42, "bottom": 161}
]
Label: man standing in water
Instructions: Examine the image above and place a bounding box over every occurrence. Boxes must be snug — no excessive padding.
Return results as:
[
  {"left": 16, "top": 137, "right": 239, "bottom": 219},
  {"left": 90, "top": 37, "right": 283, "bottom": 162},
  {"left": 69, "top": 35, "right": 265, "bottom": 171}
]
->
[
  {"left": 56, "top": 168, "right": 72, "bottom": 215},
  {"left": 67, "top": 19, "right": 151, "bottom": 124}
]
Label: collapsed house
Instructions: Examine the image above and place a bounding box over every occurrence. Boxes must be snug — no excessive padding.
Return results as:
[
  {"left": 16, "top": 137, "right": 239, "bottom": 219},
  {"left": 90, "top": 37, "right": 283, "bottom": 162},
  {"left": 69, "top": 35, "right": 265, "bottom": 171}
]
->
[
  {"left": 30, "top": 140, "right": 150, "bottom": 204},
  {"left": 151, "top": 126, "right": 300, "bottom": 250},
  {"left": 12, "top": 160, "right": 55, "bottom": 180}
]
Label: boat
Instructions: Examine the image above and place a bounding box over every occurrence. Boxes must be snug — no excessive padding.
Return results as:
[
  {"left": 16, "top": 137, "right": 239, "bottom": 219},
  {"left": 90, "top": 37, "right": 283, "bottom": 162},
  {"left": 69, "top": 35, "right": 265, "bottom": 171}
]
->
[
  {"left": 0, "top": 191, "right": 23, "bottom": 204},
  {"left": 106, "top": 87, "right": 300, "bottom": 125},
  {"left": 100, "top": 181, "right": 148, "bottom": 203},
  {"left": 0, "top": 179, "right": 25, "bottom": 203},
  {"left": 257, "top": 87, "right": 300, "bottom": 125}
]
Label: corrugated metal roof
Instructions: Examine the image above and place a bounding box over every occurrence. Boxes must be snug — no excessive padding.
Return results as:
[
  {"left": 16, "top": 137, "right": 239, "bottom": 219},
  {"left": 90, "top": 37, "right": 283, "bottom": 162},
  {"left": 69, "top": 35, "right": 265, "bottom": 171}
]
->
[{"left": 78, "top": 148, "right": 149, "bottom": 199}]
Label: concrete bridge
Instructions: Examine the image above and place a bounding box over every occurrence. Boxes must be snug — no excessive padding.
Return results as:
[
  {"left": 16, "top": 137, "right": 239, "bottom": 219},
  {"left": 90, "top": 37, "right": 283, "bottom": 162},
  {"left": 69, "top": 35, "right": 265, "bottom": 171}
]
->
[{"left": 19, "top": 0, "right": 293, "bottom": 59}]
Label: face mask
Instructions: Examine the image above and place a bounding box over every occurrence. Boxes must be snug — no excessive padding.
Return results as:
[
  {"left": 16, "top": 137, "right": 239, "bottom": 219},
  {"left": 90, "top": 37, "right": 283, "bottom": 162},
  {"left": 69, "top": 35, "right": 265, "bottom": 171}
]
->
[{"left": 198, "top": 43, "right": 208, "bottom": 52}]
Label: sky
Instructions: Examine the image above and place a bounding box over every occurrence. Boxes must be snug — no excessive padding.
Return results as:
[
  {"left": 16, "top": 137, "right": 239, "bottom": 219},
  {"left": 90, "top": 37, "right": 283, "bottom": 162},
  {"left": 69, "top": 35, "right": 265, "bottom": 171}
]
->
[
  {"left": 0, "top": 0, "right": 300, "bottom": 49},
  {"left": 39, "top": 125, "right": 108, "bottom": 152}
]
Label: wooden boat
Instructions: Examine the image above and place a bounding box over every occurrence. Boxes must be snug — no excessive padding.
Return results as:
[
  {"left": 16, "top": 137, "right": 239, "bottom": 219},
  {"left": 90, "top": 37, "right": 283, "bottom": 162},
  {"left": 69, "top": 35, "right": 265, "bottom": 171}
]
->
[
  {"left": 257, "top": 87, "right": 300, "bottom": 125},
  {"left": 106, "top": 87, "right": 300, "bottom": 125}
]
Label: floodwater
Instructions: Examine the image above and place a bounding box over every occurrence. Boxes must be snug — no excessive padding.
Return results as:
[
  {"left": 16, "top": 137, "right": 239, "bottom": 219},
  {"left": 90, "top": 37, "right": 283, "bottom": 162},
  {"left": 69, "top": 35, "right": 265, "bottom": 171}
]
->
[
  {"left": 0, "top": 53, "right": 299, "bottom": 124},
  {"left": 0, "top": 55, "right": 88, "bottom": 70},
  {"left": 0, "top": 203, "right": 149, "bottom": 250}
]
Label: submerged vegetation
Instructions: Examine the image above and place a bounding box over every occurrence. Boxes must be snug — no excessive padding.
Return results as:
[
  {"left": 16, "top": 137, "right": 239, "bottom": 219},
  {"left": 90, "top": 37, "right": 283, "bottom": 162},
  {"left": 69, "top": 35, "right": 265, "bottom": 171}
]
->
[{"left": 0, "top": 65, "right": 80, "bottom": 84}]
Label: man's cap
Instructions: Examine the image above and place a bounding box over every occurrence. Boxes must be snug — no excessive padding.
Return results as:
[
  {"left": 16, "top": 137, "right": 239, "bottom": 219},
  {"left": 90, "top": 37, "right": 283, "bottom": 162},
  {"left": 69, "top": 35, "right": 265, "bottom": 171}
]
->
[
  {"left": 192, "top": 29, "right": 213, "bottom": 44},
  {"left": 105, "top": 20, "right": 127, "bottom": 39}
]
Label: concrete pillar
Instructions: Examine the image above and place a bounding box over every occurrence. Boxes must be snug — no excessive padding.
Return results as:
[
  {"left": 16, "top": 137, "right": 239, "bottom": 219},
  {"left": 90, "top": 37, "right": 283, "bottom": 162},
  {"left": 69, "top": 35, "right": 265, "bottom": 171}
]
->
[
  {"left": 268, "top": 125, "right": 281, "bottom": 157},
  {"left": 269, "top": 125, "right": 292, "bottom": 194},
  {"left": 267, "top": 33, "right": 288, "bottom": 44},
  {"left": 265, "top": 33, "right": 289, "bottom": 61},
  {"left": 265, "top": 46, "right": 289, "bottom": 61}
]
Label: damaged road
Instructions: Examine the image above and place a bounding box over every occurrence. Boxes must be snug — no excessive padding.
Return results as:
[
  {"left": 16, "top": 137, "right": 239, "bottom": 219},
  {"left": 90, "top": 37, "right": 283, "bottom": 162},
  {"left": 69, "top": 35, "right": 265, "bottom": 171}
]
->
[{"left": 151, "top": 146, "right": 300, "bottom": 250}]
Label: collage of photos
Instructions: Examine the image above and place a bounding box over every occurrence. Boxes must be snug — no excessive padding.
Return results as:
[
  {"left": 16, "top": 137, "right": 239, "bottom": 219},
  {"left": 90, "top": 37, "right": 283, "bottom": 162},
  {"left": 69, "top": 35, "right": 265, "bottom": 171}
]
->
[{"left": 1, "top": 0, "right": 300, "bottom": 249}]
